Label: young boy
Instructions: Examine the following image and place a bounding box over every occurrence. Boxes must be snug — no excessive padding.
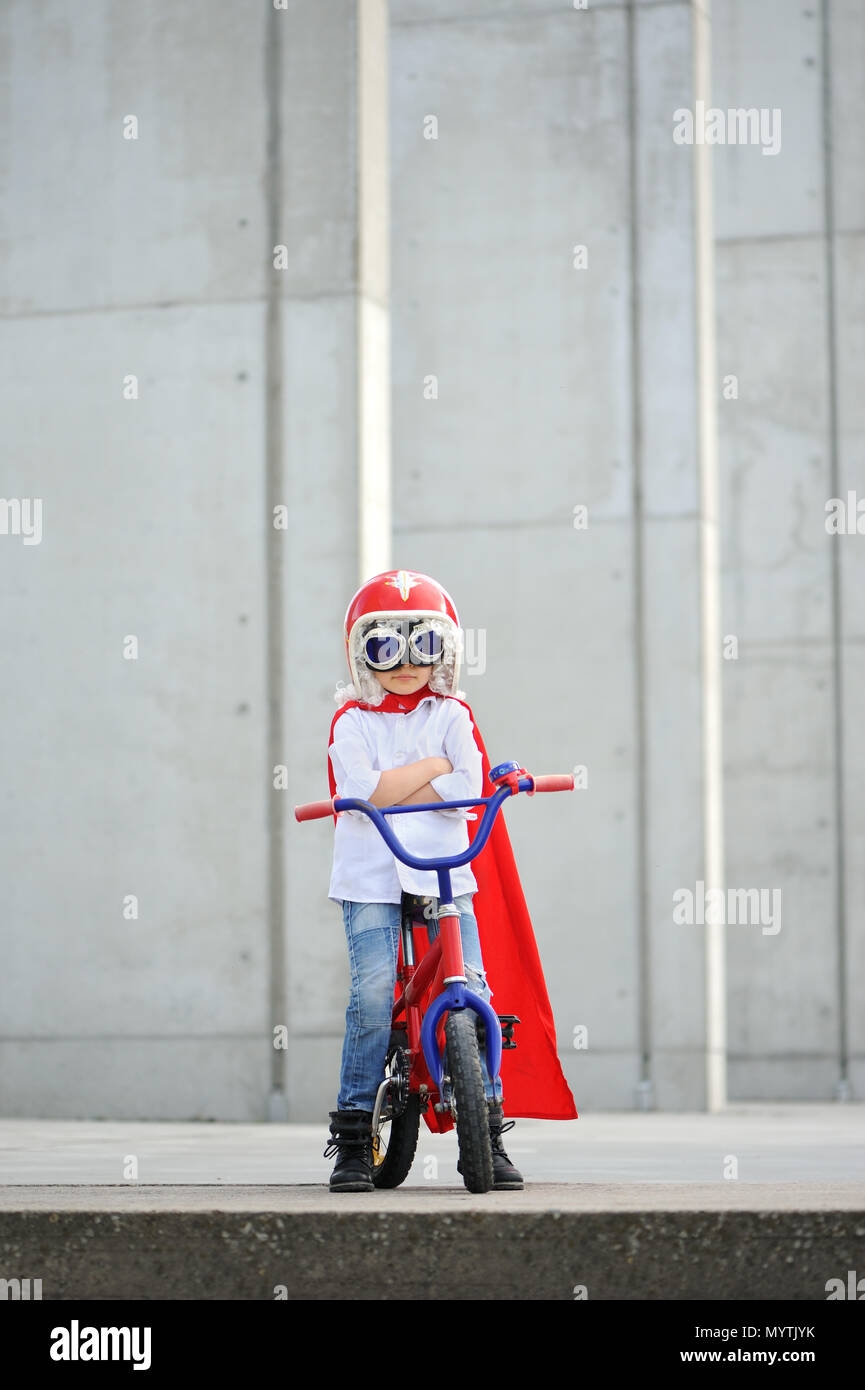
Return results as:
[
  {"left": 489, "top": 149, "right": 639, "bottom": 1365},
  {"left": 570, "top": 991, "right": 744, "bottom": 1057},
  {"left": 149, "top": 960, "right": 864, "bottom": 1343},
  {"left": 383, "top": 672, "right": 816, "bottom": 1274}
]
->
[{"left": 324, "top": 569, "right": 523, "bottom": 1193}]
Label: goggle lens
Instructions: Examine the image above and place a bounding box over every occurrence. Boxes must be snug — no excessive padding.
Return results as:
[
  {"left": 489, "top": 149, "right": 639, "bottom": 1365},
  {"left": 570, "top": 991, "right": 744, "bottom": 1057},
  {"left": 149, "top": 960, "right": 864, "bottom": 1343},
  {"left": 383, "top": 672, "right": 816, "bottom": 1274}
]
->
[
  {"left": 364, "top": 632, "right": 403, "bottom": 667},
  {"left": 361, "top": 621, "right": 445, "bottom": 670},
  {"left": 409, "top": 627, "right": 443, "bottom": 663}
]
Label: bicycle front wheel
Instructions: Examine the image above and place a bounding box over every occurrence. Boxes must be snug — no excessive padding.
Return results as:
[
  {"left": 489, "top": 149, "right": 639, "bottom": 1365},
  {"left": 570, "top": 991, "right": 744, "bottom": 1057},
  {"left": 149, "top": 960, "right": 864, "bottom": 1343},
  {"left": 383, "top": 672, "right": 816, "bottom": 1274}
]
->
[{"left": 445, "top": 1009, "right": 494, "bottom": 1193}]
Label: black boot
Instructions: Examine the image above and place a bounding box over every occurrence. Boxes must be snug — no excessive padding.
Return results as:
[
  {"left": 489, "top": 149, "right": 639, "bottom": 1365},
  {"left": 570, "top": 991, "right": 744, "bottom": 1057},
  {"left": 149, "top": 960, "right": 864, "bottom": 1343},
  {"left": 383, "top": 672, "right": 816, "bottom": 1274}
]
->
[
  {"left": 488, "top": 1102, "right": 524, "bottom": 1190},
  {"left": 456, "top": 1102, "right": 525, "bottom": 1189},
  {"left": 323, "top": 1110, "right": 375, "bottom": 1192}
]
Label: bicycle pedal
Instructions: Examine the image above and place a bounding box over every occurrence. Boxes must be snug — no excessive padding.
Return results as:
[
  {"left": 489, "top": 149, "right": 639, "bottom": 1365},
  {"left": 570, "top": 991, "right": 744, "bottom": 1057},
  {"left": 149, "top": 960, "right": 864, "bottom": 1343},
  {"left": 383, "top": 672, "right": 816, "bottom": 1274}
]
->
[
  {"left": 475, "top": 1014, "right": 521, "bottom": 1050},
  {"left": 498, "top": 1014, "right": 521, "bottom": 1050}
]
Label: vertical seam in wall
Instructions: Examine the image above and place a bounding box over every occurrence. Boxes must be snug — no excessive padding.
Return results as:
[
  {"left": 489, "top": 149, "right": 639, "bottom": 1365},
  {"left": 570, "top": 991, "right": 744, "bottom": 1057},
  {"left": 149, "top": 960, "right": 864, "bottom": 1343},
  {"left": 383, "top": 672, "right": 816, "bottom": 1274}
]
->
[
  {"left": 356, "top": 0, "right": 391, "bottom": 582},
  {"left": 265, "top": 8, "right": 287, "bottom": 1109},
  {"left": 627, "top": 0, "right": 651, "bottom": 1096},
  {"left": 693, "top": 0, "right": 725, "bottom": 1111},
  {"left": 354, "top": 2, "right": 363, "bottom": 585},
  {"left": 820, "top": 0, "right": 848, "bottom": 1089}
]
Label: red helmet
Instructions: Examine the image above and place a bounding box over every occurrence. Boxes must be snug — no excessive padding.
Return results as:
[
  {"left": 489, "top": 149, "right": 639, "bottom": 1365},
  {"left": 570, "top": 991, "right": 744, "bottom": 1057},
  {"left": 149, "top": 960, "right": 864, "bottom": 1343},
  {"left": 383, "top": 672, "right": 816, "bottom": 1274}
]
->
[{"left": 340, "top": 569, "right": 463, "bottom": 705}]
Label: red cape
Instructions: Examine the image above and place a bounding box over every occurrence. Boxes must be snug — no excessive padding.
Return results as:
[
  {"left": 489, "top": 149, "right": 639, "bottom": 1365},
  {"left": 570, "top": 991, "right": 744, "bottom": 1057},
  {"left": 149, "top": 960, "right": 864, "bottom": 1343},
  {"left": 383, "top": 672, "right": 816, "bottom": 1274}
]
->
[{"left": 327, "top": 691, "right": 578, "bottom": 1120}]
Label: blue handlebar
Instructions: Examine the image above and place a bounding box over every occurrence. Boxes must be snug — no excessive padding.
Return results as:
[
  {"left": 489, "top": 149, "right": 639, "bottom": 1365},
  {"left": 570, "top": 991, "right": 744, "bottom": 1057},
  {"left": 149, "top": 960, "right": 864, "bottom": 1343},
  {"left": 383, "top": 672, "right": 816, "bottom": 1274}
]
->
[{"left": 332, "top": 777, "right": 535, "bottom": 873}]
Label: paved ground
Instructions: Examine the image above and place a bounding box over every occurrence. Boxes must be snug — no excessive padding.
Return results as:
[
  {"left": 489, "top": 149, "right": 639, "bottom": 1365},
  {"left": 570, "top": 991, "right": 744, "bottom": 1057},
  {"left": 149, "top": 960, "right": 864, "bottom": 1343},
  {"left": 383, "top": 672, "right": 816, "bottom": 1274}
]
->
[
  {"left": 2, "top": 1181, "right": 864, "bottom": 1212},
  {"left": 1, "top": 1103, "right": 863, "bottom": 1189},
  {"left": 2, "top": 1106, "right": 862, "bottom": 1298}
]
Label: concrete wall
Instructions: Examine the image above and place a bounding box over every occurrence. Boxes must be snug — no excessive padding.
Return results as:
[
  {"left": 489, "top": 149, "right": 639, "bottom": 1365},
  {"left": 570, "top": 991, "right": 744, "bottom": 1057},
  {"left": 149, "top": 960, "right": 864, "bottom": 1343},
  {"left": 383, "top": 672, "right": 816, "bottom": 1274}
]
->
[
  {"left": 1, "top": 1, "right": 860, "bottom": 1119},
  {"left": 713, "top": 0, "right": 864, "bottom": 1100},
  {"left": 0, "top": 0, "right": 390, "bottom": 1120},
  {"left": 387, "top": 0, "right": 863, "bottom": 1108},
  {"left": 0, "top": 0, "right": 272, "bottom": 1118},
  {"left": 389, "top": 0, "right": 721, "bottom": 1109}
]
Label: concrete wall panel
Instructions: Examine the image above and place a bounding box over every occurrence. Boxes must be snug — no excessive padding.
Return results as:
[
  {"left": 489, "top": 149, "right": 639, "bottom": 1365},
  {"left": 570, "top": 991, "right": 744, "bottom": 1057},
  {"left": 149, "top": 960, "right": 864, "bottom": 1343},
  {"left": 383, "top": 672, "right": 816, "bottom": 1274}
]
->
[
  {"left": 642, "top": 518, "right": 708, "bottom": 1108},
  {"left": 0, "top": 302, "right": 268, "bottom": 1048},
  {"left": 724, "top": 646, "right": 838, "bottom": 1093},
  {"left": 390, "top": 5, "right": 632, "bottom": 528},
  {"left": 282, "top": 295, "right": 365, "bottom": 1045},
  {"left": 712, "top": 1, "right": 823, "bottom": 243},
  {"left": 841, "top": 642, "right": 865, "bottom": 1098},
  {"left": 0, "top": 0, "right": 267, "bottom": 314},
  {"left": 0, "top": 1040, "right": 267, "bottom": 1121},
  {"left": 828, "top": 0, "right": 865, "bottom": 235},
  {"left": 636, "top": 0, "right": 701, "bottom": 517},
  {"left": 835, "top": 236, "right": 865, "bottom": 637},
  {"left": 716, "top": 238, "right": 831, "bottom": 643}
]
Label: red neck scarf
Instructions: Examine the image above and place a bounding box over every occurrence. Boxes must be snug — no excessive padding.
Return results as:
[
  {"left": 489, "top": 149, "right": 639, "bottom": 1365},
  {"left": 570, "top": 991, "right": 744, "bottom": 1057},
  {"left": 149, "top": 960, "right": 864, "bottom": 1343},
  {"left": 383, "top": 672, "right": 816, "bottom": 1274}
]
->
[
  {"left": 355, "top": 686, "right": 440, "bottom": 714},
  {"left": 327, "top": 687, "right": 578, "bottom": 1122}
]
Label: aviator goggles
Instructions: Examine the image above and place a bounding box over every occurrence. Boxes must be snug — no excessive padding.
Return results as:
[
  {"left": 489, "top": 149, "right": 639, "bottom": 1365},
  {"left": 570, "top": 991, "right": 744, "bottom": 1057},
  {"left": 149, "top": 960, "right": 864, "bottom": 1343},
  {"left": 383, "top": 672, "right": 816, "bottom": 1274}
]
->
[{"left": 361, "top": 619, "right": 445, "bottom": 671}]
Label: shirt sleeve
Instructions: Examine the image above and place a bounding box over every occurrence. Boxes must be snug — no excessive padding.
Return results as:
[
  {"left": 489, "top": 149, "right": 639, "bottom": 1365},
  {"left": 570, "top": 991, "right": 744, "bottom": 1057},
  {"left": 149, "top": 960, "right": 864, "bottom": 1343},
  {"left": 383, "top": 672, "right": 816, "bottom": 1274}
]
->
[
  {"left": 429, "top": 704, "right": 484, "bottom": 812},
  {"left": 328, "top": 711, "right": 381, "bottom": 814}
]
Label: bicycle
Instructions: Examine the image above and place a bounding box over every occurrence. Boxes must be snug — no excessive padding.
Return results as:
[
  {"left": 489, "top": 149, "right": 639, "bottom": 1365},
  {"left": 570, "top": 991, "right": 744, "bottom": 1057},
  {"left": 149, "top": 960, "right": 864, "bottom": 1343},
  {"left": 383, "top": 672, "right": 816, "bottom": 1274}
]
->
[{"left": 295, "top": 759, "right": 574, "bottom": 1192}]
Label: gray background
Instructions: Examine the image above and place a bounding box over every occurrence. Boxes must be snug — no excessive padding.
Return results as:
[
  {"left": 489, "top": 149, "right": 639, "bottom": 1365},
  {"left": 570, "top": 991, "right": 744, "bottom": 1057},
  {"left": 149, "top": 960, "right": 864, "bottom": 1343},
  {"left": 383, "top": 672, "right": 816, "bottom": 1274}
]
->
[{"left": 1, "top": 0, "right": 861, "bottom": 1119}]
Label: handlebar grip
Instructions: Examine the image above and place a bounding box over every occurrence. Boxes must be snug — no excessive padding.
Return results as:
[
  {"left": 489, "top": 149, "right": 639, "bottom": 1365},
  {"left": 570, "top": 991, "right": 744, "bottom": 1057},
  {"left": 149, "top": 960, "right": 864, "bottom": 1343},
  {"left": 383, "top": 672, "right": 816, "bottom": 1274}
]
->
[
  {"left": 294, "top": 798, "right": 336, "bottom": 822},
  {"left": 530, "top": 774, "right": 575, "bottom": 792}
]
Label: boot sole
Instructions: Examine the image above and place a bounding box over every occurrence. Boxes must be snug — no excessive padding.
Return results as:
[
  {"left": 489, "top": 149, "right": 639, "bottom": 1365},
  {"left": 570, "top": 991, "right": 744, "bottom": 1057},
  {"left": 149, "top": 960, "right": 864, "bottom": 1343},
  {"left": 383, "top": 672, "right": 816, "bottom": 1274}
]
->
[
  {"left": 329, "top": 1181, "right": 374, "bottom": 1192},
  {"left": 463, "top": 1166, "right": 525, "bottom": 1190}
]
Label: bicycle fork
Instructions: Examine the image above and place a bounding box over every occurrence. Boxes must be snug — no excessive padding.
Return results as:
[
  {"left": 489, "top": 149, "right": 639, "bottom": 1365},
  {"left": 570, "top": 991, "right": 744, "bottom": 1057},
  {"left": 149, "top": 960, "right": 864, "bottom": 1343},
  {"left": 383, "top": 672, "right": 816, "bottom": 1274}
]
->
[
  {"left": 418, "top": 903, "right": 502, "bottom": 1098},
  {"left": 397, "top": 877, "right": 502, "bottom": 1101}
]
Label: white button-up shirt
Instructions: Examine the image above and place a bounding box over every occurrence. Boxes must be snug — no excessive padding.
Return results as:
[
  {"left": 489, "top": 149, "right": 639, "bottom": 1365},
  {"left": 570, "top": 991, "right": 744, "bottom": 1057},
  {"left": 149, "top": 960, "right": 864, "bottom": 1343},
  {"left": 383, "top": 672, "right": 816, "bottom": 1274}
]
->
[{"left": 327, "top": 694, "right": 484, "bottom": 904}]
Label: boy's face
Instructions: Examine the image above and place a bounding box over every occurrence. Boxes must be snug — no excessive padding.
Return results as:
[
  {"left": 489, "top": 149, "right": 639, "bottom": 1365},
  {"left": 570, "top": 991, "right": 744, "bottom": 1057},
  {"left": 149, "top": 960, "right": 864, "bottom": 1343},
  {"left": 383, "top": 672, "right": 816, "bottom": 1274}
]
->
[{"left": 373, "top": 663, "right": 432, "bottom": 696}]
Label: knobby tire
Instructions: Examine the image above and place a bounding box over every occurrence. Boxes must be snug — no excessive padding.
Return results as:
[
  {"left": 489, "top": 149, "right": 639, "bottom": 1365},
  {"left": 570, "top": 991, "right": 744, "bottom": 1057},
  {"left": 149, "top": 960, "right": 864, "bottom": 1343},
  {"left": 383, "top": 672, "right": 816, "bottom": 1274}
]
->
[{"left": 445, "top": 1009, "right": 494, "bottom": 1193}]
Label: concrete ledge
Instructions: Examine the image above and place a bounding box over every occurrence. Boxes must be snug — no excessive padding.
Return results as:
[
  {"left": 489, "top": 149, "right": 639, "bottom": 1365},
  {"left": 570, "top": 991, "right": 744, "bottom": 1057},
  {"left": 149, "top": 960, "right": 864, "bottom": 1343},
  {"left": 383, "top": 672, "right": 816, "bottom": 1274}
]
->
[{"left": 1, "top": 1184, "right": 863, "bottom": 1299}]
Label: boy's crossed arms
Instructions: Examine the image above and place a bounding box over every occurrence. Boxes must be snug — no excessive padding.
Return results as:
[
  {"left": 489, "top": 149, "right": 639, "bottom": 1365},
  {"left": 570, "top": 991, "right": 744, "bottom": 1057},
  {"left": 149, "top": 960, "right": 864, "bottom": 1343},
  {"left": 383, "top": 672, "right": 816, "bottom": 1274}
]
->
[
  {"left": 370, "top": 757, "right": 453, "bottom": 808},
  {"left": 330, "top": 704, "right": 483, "bottom": 819}
]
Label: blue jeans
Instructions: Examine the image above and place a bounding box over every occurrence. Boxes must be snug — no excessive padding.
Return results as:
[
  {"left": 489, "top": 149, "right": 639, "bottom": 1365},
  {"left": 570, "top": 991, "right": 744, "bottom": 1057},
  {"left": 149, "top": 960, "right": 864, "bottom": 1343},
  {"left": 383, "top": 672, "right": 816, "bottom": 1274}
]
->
[{"left": 337, "top": 892, "right": 503, "bottom": 1111}]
